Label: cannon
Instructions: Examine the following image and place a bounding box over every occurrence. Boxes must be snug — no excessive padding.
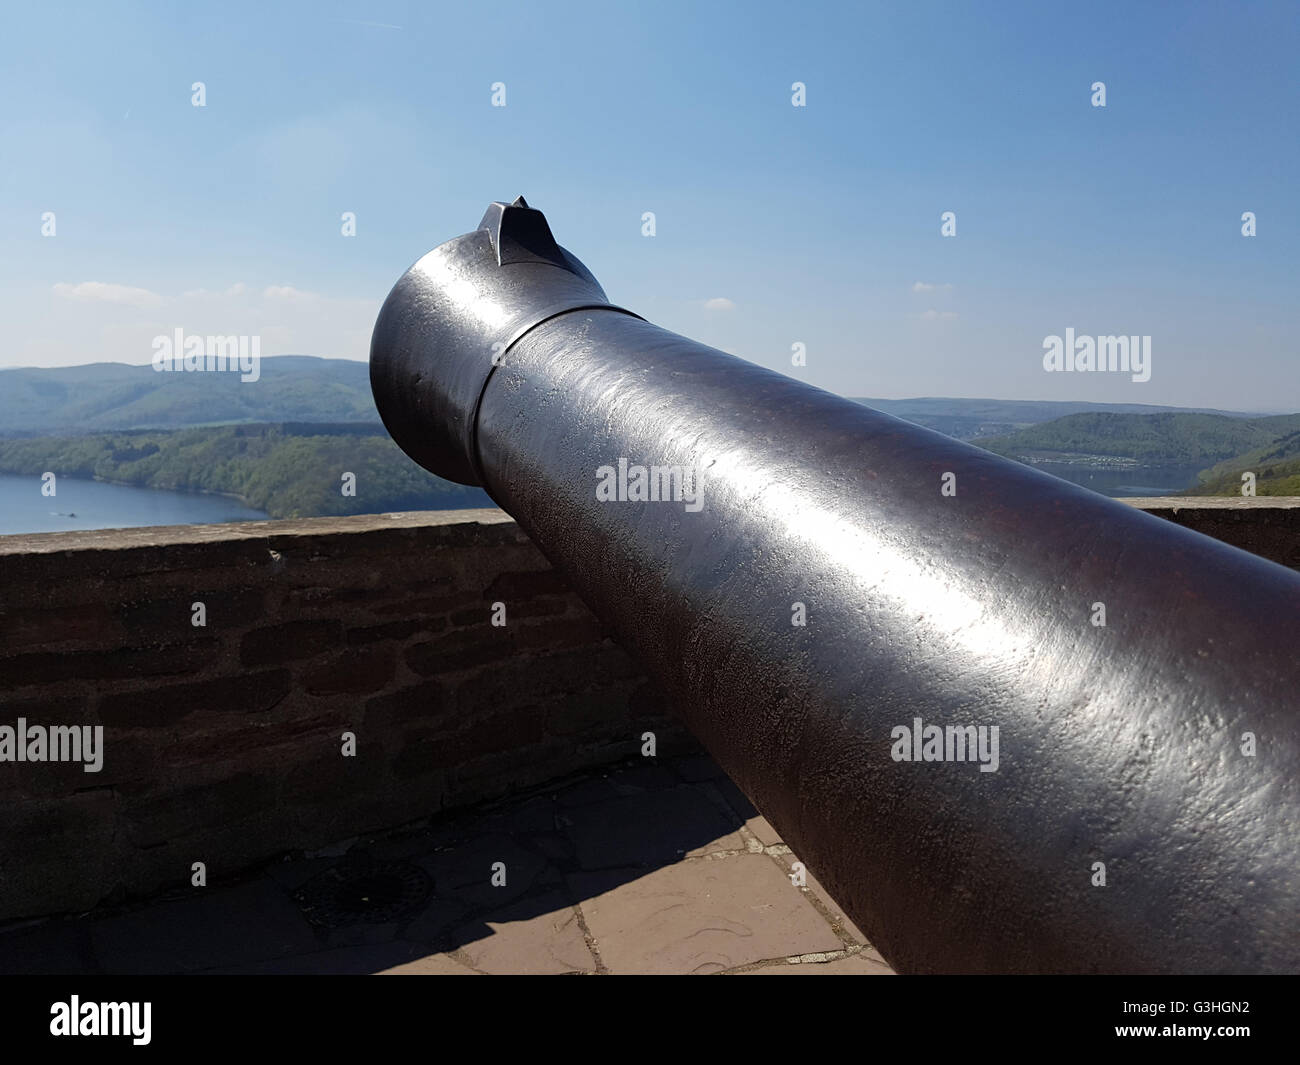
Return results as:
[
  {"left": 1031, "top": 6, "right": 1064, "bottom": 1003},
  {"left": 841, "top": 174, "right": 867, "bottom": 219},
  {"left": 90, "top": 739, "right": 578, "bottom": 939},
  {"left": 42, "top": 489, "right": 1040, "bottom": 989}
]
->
[{"left": 370, "top": 197, "right": 1300, "bottom": 974}]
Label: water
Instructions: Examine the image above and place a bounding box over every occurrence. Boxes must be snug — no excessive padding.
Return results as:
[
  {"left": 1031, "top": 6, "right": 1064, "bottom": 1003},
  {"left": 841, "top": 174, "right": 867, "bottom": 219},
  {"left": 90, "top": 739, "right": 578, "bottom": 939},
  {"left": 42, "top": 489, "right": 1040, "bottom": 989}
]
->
[
  {"left": 1027, "top": 462, "right": 1203, "bottom": 498},
  {"left": 0, "top": 461, "right": 1202, "bottom": 538},
  {"left": 0, "top": 475, "right": 270, "bottom": 535}
]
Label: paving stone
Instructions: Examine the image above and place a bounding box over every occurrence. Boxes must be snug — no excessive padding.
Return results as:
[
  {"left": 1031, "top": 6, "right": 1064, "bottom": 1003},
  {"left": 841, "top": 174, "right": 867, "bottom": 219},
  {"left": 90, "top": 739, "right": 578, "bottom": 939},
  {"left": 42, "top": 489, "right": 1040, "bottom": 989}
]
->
[
  {"left": 0, "top": 920, "right": 94, "bottom": 975},
  {"left": 563, "top": 786, "right": 743, "bottom": 869},
  {"left": 672, "top": 754, "right": 725, "bottom": 782},
  {"left": 89, "top": 880, "right": 320, "bottom": 973},
  {"left": 709, "top": 775, "right": 758, "bottom": 820},
  {"left": 777, "top": 853, "right": 869, "bottom": 944},
  {"left": 608, "top": 764, "right": 678, "bottom": 793},
  {"left": 521, "top": 831, "right": 572, "bottom": 863},
  {"left": 263, "top": 856, "right": 340, "bottom": 893},
  {"left": 555, "top": 776, "right": 622, "bottom": 808},
  {"left": 571, "top": 853, "right": 842, "bottom": 974},
  {"left": 12, "top": 751, "right": 892, "bottom": 976},
  {"left": 449, "top": 891, "right": 593, "bottom": 974},
  {"left": 688, "top": 832, "right": 747, "bottom": 856},
  {"left": 401, "top": 896, "right": 472, "bottom": 946},
  {"left": 361, "top": 830, "right": 444, "bottom": 862},
  {"left": 421, "top": 814, "right": 478, "bottom": 850},
  {"left": 379, "top": 952, "right": 484, "bottom": 975},
  {"left": 321, "top": 922, "right": 400, "bottom": 948},
  {"left": 203, "top": 941, "right": 431, "bottom": 974},
  {"left": 479, "top": 795, "right": 556, "bottom": 834},
  {"left": 746, "top": 815, "right": 784, "bottom": 848},
  {"left": 415, "top": 833, "right": 549, "bottom": 911},
  {"left": 306, "top": 837, "right": 358, "bottom": 859},
  {"left": 698, "top": 778, "right": 785, "bottom": 847},
  {"left": 738, "top": 953, "right": 894, "bottom": 975}
]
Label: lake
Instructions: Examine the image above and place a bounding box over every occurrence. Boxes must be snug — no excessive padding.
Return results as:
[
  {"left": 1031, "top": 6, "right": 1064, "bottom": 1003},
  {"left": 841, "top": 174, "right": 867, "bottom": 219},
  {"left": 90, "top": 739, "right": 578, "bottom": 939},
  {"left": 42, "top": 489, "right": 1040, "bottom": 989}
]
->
[
  {"left": 0, "top": 461, "right": 1199, "bottom": 538},
  {"left": 0, "top": 475, "right": 270, "bottom": 535},
  {"left": 1027, "top": 462, "right": 1202, "bottom": 498}
]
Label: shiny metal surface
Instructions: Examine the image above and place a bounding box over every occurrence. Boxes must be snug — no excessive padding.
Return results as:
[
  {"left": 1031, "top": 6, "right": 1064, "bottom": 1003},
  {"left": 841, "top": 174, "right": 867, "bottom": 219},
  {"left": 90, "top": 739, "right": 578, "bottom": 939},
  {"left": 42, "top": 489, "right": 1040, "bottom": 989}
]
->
[{"left": 371, "top": 199, "right": 1300, "bottom": 974}]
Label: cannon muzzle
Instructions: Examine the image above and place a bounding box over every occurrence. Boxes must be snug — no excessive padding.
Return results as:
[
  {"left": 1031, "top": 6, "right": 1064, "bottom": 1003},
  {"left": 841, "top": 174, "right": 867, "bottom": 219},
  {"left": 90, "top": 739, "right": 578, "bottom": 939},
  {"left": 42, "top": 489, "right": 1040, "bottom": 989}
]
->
[{"left": 371, "top": 198, "right": 1300, "bottom": 974}]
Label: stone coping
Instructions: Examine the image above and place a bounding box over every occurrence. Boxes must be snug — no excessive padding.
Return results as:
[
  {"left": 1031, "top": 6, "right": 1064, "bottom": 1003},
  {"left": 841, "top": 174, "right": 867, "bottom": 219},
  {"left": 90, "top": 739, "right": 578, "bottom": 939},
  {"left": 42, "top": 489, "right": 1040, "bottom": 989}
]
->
[
  {"left": 0, "top": 508, "right": 514, "bottom": 556},
  {"left": 3, "top": 499, "right": 1297, "bottom": 557},
  {"left": 1122, "top": 497, "right": 1300, "bottom": 510}
]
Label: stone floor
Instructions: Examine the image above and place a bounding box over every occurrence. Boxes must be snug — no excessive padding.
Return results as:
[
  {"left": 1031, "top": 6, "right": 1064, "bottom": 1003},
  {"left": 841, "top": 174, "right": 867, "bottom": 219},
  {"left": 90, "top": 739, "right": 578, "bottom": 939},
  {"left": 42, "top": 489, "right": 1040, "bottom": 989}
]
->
[{"left": 0, "top": 752, "right": 894, "bottom": 975}]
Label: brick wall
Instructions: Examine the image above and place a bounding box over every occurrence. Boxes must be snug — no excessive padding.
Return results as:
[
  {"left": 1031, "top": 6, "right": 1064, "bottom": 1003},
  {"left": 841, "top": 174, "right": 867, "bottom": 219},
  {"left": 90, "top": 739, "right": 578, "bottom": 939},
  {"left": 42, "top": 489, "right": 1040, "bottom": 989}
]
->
[
  {"left": 0, "top": 510, "right": 689, "bottom": 922},
  {"left": 0, "top": 499, "right": 1295, "bottom": 924},
  {"left": 1122, "top": 496, "right": 1300, "bottom": 571}
]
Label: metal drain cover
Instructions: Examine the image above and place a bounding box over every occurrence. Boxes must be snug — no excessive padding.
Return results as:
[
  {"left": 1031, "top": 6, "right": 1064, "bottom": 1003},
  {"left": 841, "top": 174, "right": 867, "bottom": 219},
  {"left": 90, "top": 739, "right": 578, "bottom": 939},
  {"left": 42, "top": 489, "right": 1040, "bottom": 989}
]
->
[{"left": 293, "top": 859, "right": 432, "bottom": 928}]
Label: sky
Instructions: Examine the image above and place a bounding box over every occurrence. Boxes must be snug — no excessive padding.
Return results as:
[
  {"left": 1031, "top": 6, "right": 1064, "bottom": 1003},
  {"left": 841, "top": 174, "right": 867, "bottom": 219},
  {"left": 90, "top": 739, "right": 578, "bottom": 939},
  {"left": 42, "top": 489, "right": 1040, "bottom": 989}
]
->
[{"left": 0, "top": 0, "right": 1296, "bottom": 410}]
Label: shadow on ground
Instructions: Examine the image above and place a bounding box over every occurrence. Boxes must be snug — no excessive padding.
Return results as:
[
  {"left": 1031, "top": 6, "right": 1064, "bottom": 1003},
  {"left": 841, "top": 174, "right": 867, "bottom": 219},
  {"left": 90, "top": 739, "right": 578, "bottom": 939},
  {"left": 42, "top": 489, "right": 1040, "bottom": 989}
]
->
[{"left": 0, "top": 752, "right": 891, "bottom": 975}]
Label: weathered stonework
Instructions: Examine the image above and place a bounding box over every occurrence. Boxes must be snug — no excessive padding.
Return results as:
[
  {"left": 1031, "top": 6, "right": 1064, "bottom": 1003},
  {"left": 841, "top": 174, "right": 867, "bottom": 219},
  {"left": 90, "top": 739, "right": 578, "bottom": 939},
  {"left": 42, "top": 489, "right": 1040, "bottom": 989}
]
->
[
  {"left": 1122, "top": 496, "right": 1300, "bottom": 571},
  {"left": 0, "top": 509, "right": 689, "bottom": 922},
  {"left": 0, "top": 500, "right": 1294, "bottom": 923}
]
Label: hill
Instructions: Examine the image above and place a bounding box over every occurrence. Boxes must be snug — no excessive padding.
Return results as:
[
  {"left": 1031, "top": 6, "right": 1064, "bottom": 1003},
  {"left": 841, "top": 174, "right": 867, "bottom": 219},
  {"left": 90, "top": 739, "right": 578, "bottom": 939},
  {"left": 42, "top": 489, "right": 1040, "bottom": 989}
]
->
[
  {"left": 975, "top": 412, "right": 1300, "bottom": 468},
  {"left": 854, "top": 397, "right": 1262, "bottom": 441},
  {"left": 1184, "top": 429, "right": 1300, "bottom": 496},
  {"left": 0, "top": 357, "right": 376, "bottom": 435},
  {"left": 0, "top": 359, "right": 1271, "bottom": 440},
  {"left": 0, "top": 424, "right": 489, "bottom": 519},
  {"left": 6, "top": 361, "right": 1293, "bottom": 503}
]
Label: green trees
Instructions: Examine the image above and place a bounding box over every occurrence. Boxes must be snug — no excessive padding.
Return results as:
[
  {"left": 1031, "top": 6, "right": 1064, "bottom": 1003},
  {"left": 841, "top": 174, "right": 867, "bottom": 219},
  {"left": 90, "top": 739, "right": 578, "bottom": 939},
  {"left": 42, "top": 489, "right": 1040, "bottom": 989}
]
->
[
  {"left": 975, "top": 412, "right": 1300, "bottom": 495},
  {"left": 0, "top": 425, "right": 488, "bottom": 518},
  {"left": 978, "top": 412, "right": 1300, "bottom": 467}
]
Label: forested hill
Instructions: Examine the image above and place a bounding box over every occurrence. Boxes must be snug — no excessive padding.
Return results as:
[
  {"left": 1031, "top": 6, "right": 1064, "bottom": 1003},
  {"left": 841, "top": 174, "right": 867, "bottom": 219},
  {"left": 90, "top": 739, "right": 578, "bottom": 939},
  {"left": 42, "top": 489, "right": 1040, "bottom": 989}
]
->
[
  {"left": 976, "top": 412, "right": 1300, "bottom": 468},
  {"left": 1184, "top": 430, "right": 1300, "bottom": 496},
  {"left": 0, "top": 357, "right": 376, "bottom": 435},
  {"left": 7, "top": 359, "right": 1294, "bottom": 501},
  {"left": 854, "top": 398, "right": 1257, "bottom": 441},
  {"left": 0, "top": 424, "right": 489, "bottom": 519},
  {"left": 0, "top": 358, "right": 1267, "bottom": 439}
]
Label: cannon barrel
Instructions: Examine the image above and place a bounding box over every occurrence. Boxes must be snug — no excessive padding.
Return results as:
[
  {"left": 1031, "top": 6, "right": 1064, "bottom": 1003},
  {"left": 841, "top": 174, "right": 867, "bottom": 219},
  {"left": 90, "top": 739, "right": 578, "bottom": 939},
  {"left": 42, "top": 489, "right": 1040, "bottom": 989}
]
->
[{"left": 370, "top": 197, "right": 1300, "bottom": 974}]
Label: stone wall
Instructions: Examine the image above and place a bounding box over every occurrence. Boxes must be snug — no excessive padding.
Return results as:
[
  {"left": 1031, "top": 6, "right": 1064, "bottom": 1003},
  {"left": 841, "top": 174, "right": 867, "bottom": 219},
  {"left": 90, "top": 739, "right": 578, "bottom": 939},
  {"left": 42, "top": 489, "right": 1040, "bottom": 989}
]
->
[
  {"left": 0, "top": 510, "right": 688, "bottom": 923},
  {"left": 0, "top": 499, "right": 1295, "bottom": 924},
  {"left": 1122, "top": 496, "right": 1300, "bottom": 571}
]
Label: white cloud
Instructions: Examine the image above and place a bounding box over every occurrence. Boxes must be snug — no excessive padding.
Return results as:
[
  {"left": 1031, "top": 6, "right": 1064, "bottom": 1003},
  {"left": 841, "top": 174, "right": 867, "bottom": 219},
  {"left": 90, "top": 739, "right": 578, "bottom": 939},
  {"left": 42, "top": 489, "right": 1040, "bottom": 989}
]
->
[
  {"left": 182, "top": 283, "right": 247, "bottom": 299},
  {"left": 53, "top": 281, "right": 162, "bottom": 309},
  {"left": 8, "top": 282, "right": 379, "bottom": 368},
  {"left": 703, "top": 297, "right": 736, "bottom": 311},
  {"left": 263, "top": 284, "right": 320, "bottom": 304},
  {"left": 912, "top": 282, "right": 953, "bottom": 294}
]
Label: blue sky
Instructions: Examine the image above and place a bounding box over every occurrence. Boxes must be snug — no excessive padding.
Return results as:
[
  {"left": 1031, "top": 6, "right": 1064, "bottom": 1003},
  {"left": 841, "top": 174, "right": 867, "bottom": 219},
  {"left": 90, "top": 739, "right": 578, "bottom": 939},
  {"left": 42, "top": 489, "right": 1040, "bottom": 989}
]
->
[{"left": 1, "top": 0, "right": 1296, "bottom": 409}]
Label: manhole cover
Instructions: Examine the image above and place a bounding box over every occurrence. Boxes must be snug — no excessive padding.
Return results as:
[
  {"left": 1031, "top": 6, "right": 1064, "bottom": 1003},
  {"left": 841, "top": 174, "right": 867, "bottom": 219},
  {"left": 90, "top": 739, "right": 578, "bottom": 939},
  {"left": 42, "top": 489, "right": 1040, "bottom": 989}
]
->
[{"left": 293, "top": 859, "right": 432, "bottom": 928}]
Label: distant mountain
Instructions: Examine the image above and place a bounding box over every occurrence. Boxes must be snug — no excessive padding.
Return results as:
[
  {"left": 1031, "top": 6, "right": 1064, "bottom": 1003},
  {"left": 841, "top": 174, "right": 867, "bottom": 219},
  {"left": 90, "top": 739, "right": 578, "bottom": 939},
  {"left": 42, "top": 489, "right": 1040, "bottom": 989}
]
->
[
  {"left": 0, "top": 357, "right": 376, "bottom": 436},
  {"left": 853, "top": 397, "right": 1265, "bottom": 441},
  {"left": 0, "top": 359, "right": 1272, "bottom": 439},
  {"left": 975, "top": 412, "right": 1300, "bottom": 469},
  {"left": 1, "top": 361, "right": 1293, "bottom": 514}
]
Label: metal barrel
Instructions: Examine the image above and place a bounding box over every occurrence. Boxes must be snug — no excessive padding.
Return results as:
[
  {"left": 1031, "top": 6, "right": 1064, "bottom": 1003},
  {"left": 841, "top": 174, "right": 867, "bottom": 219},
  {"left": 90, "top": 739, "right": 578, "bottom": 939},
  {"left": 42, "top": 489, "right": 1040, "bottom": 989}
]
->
[{"left": 370, "top": 197, "right": 1300, "bottom": 974}]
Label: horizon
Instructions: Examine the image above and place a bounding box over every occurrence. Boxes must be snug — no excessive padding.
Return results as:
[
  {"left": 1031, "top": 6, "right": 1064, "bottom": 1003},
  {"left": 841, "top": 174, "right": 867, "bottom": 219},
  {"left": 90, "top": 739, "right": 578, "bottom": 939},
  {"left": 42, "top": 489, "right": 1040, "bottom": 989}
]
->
[
  {"left": 0, "top": 1, "right": 1296, "bottom": 411},
  {"left": 1, "top": 355, "right": 1294, "bottom": 418}
]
